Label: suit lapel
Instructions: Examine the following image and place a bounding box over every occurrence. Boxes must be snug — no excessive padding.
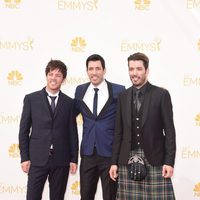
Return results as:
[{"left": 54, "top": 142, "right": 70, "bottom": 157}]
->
[
  {"left": 40, "top": 88, "right": 52, "bottom": 118},
  {"left": 97, "top": 81, "right": 113, "bottom": 118},
  {"left": 79, "top": 83, "right": 94, "bottom": 117},
  {"left": 54, "top": 91, "right": 63, "bottom": 118},
  {"left": 141, "top": 83, "right": 153, "bottom": 127},
  {"left": 125, "top": 87, "right": 133, "bottom": 129}
]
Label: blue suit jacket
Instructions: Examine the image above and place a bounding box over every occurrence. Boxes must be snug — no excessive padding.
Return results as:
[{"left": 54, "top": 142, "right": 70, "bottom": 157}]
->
[{"left": 75, "top": 80, "right": 125, "bottom": 157}]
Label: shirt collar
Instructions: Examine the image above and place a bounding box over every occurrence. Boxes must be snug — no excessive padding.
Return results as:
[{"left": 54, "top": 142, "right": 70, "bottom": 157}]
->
[
  {"left": 89, "top": 79, "right": 106, "bottom": 91},
  {"left": 132, "top": 81, "right": 149, "bottom": 95},
  {"left": 45, "top": 88, "right": 60, "bottom": 97}
]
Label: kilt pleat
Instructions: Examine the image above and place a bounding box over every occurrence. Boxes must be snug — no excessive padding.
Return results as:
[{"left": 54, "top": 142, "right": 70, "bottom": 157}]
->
[{"left": 117, "top": 149, "right": 175, "bottom": 200}]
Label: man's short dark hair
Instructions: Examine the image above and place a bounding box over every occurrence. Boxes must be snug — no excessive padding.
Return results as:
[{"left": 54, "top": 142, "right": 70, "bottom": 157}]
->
[
  {"left": 45, "top": 59, "right": 67, "bottom": 78},
  {"left": 128, "top": 52, "right": 149, "bottom": 70},
  {"left": 86, "top": 54, "right": 105, "bottom": 70}
]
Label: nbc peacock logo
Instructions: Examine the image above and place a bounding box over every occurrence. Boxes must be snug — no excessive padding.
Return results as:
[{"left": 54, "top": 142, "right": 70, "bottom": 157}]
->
[
  {"left": 194, "top": 182, "right": 200, "bottom": 197},
  {"left": 4, "top": 0, "right": 22, "bottom": 9},
  {"left": 70, "top": 37, "right": 87, "bottom": 52},
  {"left": 8, "top": 144, "right": 20, "bottom": 158},
  {"left": 134, "top": 0, "right": 151, "bottom": 10},
  {"left": 7, "top": 70, "right": 23, "bottom": 86},
  {"left": 195, "top": 114, "right": 200, "bottom": 126},
  {"left": 71, "top": 181, "right": 80, "bottom": 195}
]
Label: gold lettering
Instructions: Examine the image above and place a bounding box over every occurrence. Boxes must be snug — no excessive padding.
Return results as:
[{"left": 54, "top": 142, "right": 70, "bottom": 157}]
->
[
  {"left": 57, "top": 0, "right": 65, "bottom": 9},
  {"left": 5, "top": 3, "right": 19, "bottom": 9},
  {"left": 182, "top": 147, "right": 189, "bottom": 159},
  {"left": 183, "top": 75, "right": 192, "bottom": 86},
  {"left": 72, "top": 1, "right": 81, "bottom": 9},
  {"left": 193, "top": 0, "right": 200, "bottom": 7},
  {"left": 57, "top": 0, "right": 98, "bottom": 11},
  {"left": 0, "top": 39, "right": 33, "bottom": 51},
  {"left": 8, "top": 80, "right": 22, "bottom": 86},
  {"left": 121, "top": 41, "right": 128, "bottom": 52},
  {"left": 187, "top": 0, "right": 193, "bottom": 9},
  {"left": 0, "top": 115, "right": 20, "bottom": 124},
  {"left": 66, "top": 77, "right": 89, "bottom": 85},
  {"left": 190, "top": 77, "right": 200, "bottom": 86}
]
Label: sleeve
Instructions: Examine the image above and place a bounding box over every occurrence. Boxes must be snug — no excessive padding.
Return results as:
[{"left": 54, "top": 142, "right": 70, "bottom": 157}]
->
[
  {"left": 161, "top": 90, "right": 176, "bottom": 167},
  {"left": 18, "top": 95, "right": 32, "bottom": 163},
  {"left": 69, "top": 100, "right": 79, "bottom": 164},
  {"left": 111, "top": 94, "right": 123, "bottom": 165}
]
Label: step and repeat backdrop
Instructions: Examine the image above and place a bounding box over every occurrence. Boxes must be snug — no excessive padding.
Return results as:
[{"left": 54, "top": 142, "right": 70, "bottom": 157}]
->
[{"left": 0, "top": 0, "right": 200, "bottom": 199}]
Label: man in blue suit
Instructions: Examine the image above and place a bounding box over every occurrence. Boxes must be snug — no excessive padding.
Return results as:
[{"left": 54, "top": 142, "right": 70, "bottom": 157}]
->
[
  {"left": 19, "top": 60, "right": 78, "bottom": 200},
  {"left": 75, "top": 54, "right": 125, "bottom": 200}
]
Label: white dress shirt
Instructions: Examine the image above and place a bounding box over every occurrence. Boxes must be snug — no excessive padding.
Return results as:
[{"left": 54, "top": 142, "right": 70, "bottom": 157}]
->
[
  {"left": 46, "top": 89, "right": 59, "bottom": 106},
  {"left": 83, "top": 80, "right": 109, "bottom": 116}
]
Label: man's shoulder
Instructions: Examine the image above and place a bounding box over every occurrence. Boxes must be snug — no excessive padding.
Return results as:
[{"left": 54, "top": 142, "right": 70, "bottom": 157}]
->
[
  {"left": 60, "top": 91, "right": 73, "bottom": 102},
  {"left": 106, "top": 81, "right": 125, "bottom": 90},
  {"left": 76, "top": 82, "right": 90, "bottom": 90},
  {"left": 25, "top": 89, "right": 44, "bottom": 98},
  {"left": 149, "top": 83, "right": 169, "bottom": 94}
]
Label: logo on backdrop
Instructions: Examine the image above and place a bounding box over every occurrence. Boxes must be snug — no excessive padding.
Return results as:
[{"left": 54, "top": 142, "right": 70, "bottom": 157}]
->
[
  {"left": 194, "top": 182, "right": 200, "bottom": 197},
  {"left": 121, "top": 38, "right": 161, "bottom": 52},
  {"left": 76, "top": 114, "right": 83, "bottom": 126},
  {"left": 63, "top": 76, "right": 89, "bottom": 86},
  {"left": 4, "top": 0, "right": 22, "bottom": 9},
  {"left": 57, "top": 0, "right": 98, "bottom": 11},
  {"left": 0, "top": 38, "right": 34, "bottom": 51},
  {"left": 187, "top": 0, "right": 200, "bottom": 9},
  {"left": 183, "top": 75, "right": 200, "bottom": 86},
  {"left": 0, "top": 182, "right": 26, "bottom": 194},
  {"left": 70, "top": 37, "right": 87, "bottom": 52},
  {"left": 9, "top": 144, "right": 20, "bottom": 158},
  {"left": 134, "top": 0, "right": 151, "bottom": 10},
  {"left": 7, "top": 70, "right": 23, "bottom": 86},
  {"left": 71, "top": 181, "right": 80, "bottom": 195},
  {"left": 195, "top": 114, "right": 200, "bottom": 126},
  {"left": 181, "top": 146, "right": 200, "bottom": 159},
  {"left": 198, "top": 39, "right": 200, "bottom": 51},
  {"left": 0, "top": 115, "right": 20, "bottom": 124}
]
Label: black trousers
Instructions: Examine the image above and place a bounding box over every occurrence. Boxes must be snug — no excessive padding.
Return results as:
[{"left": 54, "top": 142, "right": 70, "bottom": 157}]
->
[
  {"left": 26, "top": 155, "right": 69, "bottom": 200},
  {"left": 80, "top": 150, "right": 117, "bottom": 200}
]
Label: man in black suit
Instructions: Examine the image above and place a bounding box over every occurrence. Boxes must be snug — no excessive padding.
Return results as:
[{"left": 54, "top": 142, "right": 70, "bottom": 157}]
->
[
  {"left": 109, "top": 52, "right": 176, "bottom": 199},
  {"left": 19, "top": 60, "right": 78, "bottom": 200}
]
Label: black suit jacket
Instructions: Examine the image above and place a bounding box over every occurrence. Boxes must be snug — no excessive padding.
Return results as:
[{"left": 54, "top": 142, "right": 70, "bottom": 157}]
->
[
  {"left": 111, "top": 82, "right": 176, "bottom": 167},
  {"left": 19, "top": 88, "right": 78, "bottom": 166}
]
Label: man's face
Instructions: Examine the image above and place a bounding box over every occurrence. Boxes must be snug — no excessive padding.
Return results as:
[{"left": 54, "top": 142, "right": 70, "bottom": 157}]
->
[
  {"left": 46, "top": 68, "right": 65, "bottom": 94},
  {"left": 87, "top": 60, "right": 106, "bottom": 86},
  {"left": 128, "top": 60, "right": 149, "bottom": 88}
]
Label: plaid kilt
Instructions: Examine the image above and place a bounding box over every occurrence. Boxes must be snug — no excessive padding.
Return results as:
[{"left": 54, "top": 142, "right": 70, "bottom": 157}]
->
[{"left": 117, "top": 148, "right": 175, "bottom": 200}]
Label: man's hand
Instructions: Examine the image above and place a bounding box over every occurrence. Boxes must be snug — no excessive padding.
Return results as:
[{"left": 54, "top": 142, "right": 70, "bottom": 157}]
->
[
  {"left": 70, "top": 162, "right": 77, "bottom": 174},
  {"left": 109, "top": 165, "right": 118, "bottom": 181},
  {"left": 162, "top": 165, "right": 174, "bottom": 178},
  {"left": 21, "top": 160, "right": 31, "bottom": 173}
]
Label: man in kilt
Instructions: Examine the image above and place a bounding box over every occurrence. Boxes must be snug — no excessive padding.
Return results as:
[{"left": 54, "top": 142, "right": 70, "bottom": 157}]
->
[{"left": 109, "top": 52, "right": 176, "bottom": 200}]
